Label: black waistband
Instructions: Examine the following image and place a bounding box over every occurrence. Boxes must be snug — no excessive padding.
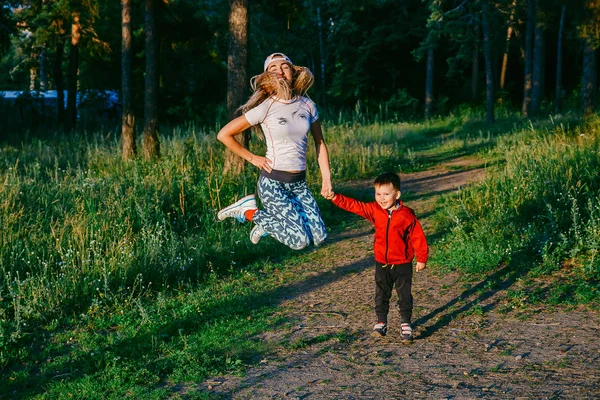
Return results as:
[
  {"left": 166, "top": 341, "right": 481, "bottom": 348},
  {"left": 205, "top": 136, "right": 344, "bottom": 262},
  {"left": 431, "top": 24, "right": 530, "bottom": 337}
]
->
[{"left": 260, "top": 169, "right": 306, "bottom": 183}]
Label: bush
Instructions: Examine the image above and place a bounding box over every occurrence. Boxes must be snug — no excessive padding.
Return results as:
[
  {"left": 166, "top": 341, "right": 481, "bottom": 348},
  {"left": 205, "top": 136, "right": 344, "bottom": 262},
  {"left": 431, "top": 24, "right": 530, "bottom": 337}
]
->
[
  {"left": 384, "top": 88, "right": 420, "bottom": 120},
  {"left": 431, "top": 115, "right": 600, "bottom": 303}
]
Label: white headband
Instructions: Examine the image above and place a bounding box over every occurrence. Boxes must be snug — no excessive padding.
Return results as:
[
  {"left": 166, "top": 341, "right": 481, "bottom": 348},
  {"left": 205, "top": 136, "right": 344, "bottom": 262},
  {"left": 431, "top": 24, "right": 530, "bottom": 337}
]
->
[{"left": 263, "top": 53, "right": 293, "bottom": 71}]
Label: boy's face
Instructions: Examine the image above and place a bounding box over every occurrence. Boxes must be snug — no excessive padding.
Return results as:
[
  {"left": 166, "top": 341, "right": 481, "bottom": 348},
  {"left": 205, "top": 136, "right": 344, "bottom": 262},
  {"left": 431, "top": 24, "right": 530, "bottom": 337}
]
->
[{"left": 374, "top": 183, "right": 400, "bottom": 210}]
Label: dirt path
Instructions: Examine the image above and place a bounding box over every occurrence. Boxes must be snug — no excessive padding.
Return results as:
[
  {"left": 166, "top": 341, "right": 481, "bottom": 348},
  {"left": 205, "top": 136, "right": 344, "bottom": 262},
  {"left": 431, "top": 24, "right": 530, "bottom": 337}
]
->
[{"left": 201, "top": 159, "right": 600, "bottom": 399}]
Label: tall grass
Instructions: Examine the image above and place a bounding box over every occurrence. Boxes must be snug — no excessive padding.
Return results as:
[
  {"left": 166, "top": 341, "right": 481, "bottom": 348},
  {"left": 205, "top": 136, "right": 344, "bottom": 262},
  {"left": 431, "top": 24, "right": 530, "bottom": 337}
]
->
[
  {"left": 432, "top": 114, "right": 600, "bottom": 303},
  {"left": 0, "top": 115, "right": 478, "bottom": 364},
  {"left": 0, "top": 132, "right": 268, "bottom": 345},
  {"left": 3, "top": 108, "right": 590, "bottom": 397}
]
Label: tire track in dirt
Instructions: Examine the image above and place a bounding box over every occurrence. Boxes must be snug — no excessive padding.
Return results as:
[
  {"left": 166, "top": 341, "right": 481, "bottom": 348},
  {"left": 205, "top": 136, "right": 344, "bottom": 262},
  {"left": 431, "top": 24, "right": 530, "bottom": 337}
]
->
[{"left": 199, "top": 158, "right": 600, "bottom": 399}]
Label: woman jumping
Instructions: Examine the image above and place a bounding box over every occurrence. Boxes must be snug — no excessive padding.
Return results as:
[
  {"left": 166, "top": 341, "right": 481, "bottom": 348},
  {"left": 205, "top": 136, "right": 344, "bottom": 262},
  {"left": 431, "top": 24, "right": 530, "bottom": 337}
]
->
[{"left": 217, "top": 52, "right": 332, "bottom": 250}]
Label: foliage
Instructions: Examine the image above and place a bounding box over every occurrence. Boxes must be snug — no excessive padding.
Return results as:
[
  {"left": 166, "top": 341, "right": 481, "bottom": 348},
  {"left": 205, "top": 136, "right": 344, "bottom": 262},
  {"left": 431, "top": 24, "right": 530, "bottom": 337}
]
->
[
  {"left": 382, "top": 88, "right": 421, "bottom": 120},
  {"left": 1, "top": 0, "right": 598, "bottom": 130},
  {"left": 431, "top": 114, "right": 600, "bottom": 304},
  {"left": 0, "top": 110, "right": 480, "bottom": 398},
  {"left": 323, "top": 0, "right": 428, "bottom": 108},
  {"left": 1, "top": 108, "right": 600, "bottom": 396},
  {"left": 0, "top": 0, "right": 14, "bottom": 55},
  {"left": 0, "top": 111, "right": 470, "bottom": 377}
]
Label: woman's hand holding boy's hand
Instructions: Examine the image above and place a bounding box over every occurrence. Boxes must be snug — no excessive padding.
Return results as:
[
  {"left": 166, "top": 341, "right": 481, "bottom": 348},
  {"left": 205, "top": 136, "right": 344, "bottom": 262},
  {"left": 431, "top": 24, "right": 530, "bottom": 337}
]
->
[
  {"left": 321, "top": 181, "right": 334, "bottom": 200},
  {"left": 321, "top": 186, "right": 335, "bottom": 200},
  {"left": 416, "top": 262, "right": 426, "bottom": 272},
  {"left": 323, "top": 191, "right": 336, "bottom": 200}
]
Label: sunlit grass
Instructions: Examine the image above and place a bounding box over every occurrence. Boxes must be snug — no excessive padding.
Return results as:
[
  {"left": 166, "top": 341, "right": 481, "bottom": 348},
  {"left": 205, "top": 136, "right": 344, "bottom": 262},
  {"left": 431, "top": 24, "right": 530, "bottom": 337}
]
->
[
  {"left": 2, "top": 113, "right": 476, "bottom": 372},
  {"left": 1, "top": 108, "right": 598, "bottom": 397},
  {"left": 431, "top": 113, "right": 600, "bottom": 305}
]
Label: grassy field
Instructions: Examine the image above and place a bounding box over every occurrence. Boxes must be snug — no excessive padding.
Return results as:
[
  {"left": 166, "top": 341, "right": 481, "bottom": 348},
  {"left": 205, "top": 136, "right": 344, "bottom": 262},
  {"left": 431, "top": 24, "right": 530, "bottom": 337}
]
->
[
  {"left": 1, "top": 108, "right": 599, "bottom": 398},
  {"left": 430, "top": 114, "right": 600, "bottom": 306}
]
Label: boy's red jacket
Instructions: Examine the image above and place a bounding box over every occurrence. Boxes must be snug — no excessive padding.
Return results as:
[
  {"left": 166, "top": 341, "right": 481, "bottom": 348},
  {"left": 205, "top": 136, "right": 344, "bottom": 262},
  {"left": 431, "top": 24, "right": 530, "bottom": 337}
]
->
[{"left": 332, "top": 194, "right": 428, "bottom": 265}]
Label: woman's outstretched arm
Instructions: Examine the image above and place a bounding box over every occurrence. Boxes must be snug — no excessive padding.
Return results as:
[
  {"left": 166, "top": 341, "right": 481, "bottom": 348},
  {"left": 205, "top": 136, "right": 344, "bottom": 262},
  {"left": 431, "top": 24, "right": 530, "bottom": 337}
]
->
[
  {"left": 310, "top": 120, "right": 333, "bottom": 198},
  {"left": 217, "top": 116, "right": 273, "bottom": 172}
]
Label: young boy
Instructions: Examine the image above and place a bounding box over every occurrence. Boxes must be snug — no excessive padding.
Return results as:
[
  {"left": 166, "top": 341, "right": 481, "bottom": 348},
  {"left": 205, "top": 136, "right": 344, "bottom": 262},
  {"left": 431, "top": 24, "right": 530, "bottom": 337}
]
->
[{"left": 326, "top": 172, "right": 428, "bottom": 343}]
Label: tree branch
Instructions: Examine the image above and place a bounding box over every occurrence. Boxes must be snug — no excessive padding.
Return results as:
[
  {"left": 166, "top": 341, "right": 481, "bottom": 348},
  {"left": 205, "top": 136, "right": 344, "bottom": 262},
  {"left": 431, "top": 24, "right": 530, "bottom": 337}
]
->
[
  {"left": 437, "top": 0, "right": 469, "bottom": 22},
  {"left": 0, "top": 22, "right": 15, "bottom": 34}
]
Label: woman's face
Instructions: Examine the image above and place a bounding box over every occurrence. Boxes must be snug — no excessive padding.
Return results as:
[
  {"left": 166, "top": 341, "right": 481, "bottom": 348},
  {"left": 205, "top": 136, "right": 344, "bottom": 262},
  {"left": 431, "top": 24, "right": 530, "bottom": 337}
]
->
[{"left": 267, "top": 60, "right": 293, "bottom": 83}]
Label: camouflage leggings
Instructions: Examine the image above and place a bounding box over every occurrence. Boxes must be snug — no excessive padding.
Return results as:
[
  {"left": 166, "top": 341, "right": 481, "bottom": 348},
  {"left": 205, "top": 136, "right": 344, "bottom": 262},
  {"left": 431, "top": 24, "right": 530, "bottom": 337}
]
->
[{"left": 253, "top": 176, "right": 328, "bottom": 250}]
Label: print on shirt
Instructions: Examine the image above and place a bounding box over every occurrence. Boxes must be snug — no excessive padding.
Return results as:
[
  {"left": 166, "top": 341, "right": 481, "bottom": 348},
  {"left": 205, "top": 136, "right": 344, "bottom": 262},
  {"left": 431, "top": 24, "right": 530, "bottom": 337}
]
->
[
  {"left": 292, "top": 110, "right": 310, "bottom": 121},
  {"left": 243, "top": 96, "right": 319, "bottom": 171}
]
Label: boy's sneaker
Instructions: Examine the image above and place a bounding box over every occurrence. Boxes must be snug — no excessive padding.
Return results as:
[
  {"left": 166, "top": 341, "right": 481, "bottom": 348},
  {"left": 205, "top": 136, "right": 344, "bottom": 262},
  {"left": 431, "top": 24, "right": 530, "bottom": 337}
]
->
[
  {"left": 400, "top": 323, "right": 413, "bottom": 344},
  {"left": 372, "top": 322, "right": 387, "bottom": 337},
  {"left": 250, "top": 224, "right": 267, "bottom": 244},
  {"left": 217, "top": 195, "right": 257, "bottom": 223}
]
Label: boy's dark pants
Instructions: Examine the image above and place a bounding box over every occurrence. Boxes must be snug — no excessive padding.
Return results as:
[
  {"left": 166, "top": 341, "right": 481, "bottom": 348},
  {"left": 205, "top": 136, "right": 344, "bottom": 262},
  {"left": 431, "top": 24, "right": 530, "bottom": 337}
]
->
[{"left": 374, "top": 261, "right": 413, "bottom": 324}]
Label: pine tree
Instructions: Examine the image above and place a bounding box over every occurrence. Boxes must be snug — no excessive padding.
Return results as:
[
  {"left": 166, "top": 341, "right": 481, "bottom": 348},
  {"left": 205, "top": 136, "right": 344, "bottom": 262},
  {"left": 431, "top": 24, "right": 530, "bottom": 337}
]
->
[
  {"left": 143, "top": 0, "right": 160, "bottom": 159},
  {"left": 223, "top": 0, "right": 249, "bottom": 176},
  {"left": 121, "top": 0, "right": 136, "bottom": 160}
]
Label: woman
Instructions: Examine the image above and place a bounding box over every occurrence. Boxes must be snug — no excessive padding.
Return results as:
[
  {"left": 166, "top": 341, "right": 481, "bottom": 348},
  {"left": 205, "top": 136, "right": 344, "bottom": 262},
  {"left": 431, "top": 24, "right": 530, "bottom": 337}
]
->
[{"left": 217, "top": 52, "right": 332, "bottom": 250}]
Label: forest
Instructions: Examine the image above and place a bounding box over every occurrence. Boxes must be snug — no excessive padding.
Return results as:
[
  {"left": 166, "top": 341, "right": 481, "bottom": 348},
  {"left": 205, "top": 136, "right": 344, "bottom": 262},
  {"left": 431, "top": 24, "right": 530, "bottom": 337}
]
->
[
  {"left": 1, "top": 0, "right": 598, "bottom": 139},
  {"left": 1, "top": 0, "right": 600, "bottom": 398}
]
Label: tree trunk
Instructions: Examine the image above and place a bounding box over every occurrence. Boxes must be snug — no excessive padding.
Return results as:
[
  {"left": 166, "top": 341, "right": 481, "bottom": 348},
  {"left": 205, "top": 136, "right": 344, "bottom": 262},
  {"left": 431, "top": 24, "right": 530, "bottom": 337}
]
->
[
  {"left": 424, "top": 47, "right": 434, "bottom": 118},
  {"left": 317, "top": 6, "right": 326, "bottom": 104},
  {"left": 29, "top": 67, "right": 37, "bottom": 91},
  {"left": 54, "top": 38, "right": 66, "bottom": 127},
  {"left": 521, "top": 0, "right": 535, "bottom": 117},
  {"left": 472, "top": 19, "right": 480, "bottom": 101},
  {"left": 226, "top": 0, "right": 248, "bottom": 123},
  {"left": 223, "top": 0, "right": 249, "bottom": 176},
  {"left": 482, "top": 2, "right": 495, "bottom": 124},
  {"left": 554, "top": 4, "right": 566, "bottom": 114},
  {"left": 530, "top": 23, "right": 544, "bottom": 115},
  {"left": 39, "top": 47, "right": 48, "bottom": 92},
  {"left": 582, "top": 37, "right": 596, "bottom": 117},
  {"left": 499, "top": 0, "right": 517, "bottom": 92},
  {"left": 143, "top": 0, "right": 160, "bottom": 159},
  {"left": 65, "top": 12, "right": 80, "bottom": 133},
  {"left": 121, "top": 0, "right": 136, "bottom": 160},
  {"left": 472, "top": 46, "right": 479, "bottom": 100}
]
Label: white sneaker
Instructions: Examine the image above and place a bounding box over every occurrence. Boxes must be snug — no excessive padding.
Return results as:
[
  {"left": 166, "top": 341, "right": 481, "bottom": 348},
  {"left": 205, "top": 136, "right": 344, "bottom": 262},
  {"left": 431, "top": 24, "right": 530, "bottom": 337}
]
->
[
  {"left": 217, "top": 195, "right": 257, "bottom": 223},
  {"left": 250, "top": 224, "right": 267, "bottom": 244},
  {"left": 400, "top": 323, "right": 413, "bottom": 344},
  {"left": 372, "top": 322, "right": 387, "bottom": 337}
]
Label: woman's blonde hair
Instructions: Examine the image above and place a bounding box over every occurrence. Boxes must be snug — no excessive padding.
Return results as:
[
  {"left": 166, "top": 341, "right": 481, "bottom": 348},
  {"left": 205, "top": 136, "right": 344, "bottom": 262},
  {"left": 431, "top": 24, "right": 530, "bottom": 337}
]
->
[{"left": 239, "top": 65, "right": 315, "bottom": 115}]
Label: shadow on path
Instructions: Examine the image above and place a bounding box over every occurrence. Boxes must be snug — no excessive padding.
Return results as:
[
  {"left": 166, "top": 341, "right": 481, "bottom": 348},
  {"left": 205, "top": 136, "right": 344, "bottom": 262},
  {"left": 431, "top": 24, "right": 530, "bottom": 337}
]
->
[
  {"left": 322, "top": 227, "right": 372, "bottom": 246},
  {"left": 402, "top": 168, "right": 486, "bottom": 194},
  {"left": 414, "top": 258, "right": 528, "bottom": 339},
  {"left": 2, "top": 242, "right": 375, "bottom": 399}
]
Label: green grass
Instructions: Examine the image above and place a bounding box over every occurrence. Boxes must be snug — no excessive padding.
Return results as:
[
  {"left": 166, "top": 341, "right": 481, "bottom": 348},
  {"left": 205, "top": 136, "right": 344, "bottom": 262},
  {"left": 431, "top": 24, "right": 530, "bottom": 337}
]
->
[
  {"left": 1, "top": 113, "right": 480, "bottom": 397},
  {"left": 430, "top": 113, "right": 600, "bottom": 306},
  {"left": 1, "top": 107, "right": 599, "bottom": 397}
]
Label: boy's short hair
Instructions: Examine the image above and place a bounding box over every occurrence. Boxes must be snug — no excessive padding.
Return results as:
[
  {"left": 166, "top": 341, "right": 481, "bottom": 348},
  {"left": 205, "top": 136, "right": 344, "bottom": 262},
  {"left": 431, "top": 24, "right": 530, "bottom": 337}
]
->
[{"left": 374, "top": 172, "right": 401, "bottom": 191}]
